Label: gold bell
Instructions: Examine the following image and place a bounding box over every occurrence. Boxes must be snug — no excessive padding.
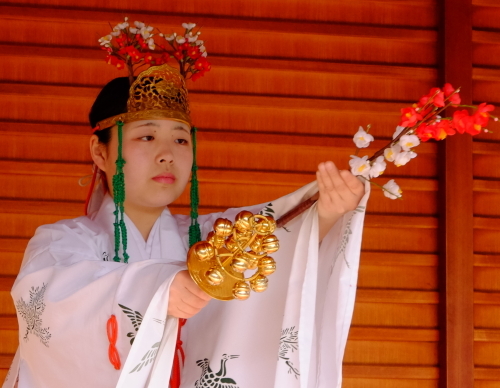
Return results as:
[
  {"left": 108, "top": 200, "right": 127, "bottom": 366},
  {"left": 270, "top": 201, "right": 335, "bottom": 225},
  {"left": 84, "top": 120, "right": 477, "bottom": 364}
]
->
[
  {"left": 261, "top": 235, "right": 279, "bottom": 254},
  {"left": 225, "top": 235, "right": 240, "bottom": 252},
  {"left": 258, "top": 256, "right": 276, "bottom": 276},
  {"left": 250, "top": 275, "right": 268, "bottom": 292},
  {"left": 207, "top": 231, "right": 225, "bottom": 249},
  {"left": 235, "top": 211, "right": 254, "bottom": 232},
  {"left": 193, "top": 241, "right": 215, "bottom": 262},
  {"left": 231, "top": 253, "right": 249, "bottom": 273},
  {"left": 247, "top": 253, "right": 259, "bottom": 270},
  {"left": 214, "top": 218, "right": 233, "bottom": 237},
  {"left": 233, "top": 281, "right": 251, "bottom": 300},
  {"left": 249, "top": 236, "right": 263, "bottom": 253},
  {"left": 254, "top": 216, "right": 277, "bottom": 234},
  {"left": 205, "top": 267, "right": 224, "bottom": 286}
]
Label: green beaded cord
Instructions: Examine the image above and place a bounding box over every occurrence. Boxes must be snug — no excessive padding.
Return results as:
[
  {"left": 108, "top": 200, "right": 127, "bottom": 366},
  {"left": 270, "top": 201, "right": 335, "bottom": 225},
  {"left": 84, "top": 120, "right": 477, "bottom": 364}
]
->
[
  {"left": 112, "top": 121, "right": 130, "bottom": 263},
  {"left": 189, "top": 126, "right": 202, "bottom": 247}
]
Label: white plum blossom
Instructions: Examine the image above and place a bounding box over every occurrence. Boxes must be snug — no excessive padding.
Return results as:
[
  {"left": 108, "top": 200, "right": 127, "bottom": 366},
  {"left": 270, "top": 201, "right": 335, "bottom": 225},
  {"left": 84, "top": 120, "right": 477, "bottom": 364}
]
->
[
  {"left": 369, "top": 156, "right": 386, "bottom": 178},
  {"left": 399, "top": 134, "right": 420, "bottom": 151},
  {"left": 392, "top": 125, "right": 405, "bottom": 139},
  {"left": 394, "top": 151, "right": 417, "bottom": 167},
  {"left": 195, "top": 39, "right": 204, "bottom": 46},
  {"left": 139, "top": 25, "right": 154, "bottom": 39},
  {"left": 176, "top": 35, "right": 186, "bottom": 44},
  {"left": 384, "top": 144, "right": 402, "bottom": 162},
  {"left": 110, "top": 28, "right": 121, "bottom": 37},
  {"left": 383, "top": 179, "right": 402, "bottom": 199},
  {"left": 182, "top": 22, "right": 197, "bottom": 30},
  {"left": 201, "top": 51, "right": 208, "bottom": 57},
  {"left": 98, "top": 35, "right": 112, "bottom": 46},
  {"left": 199, "top": 45, "right": 206, "bottom": 53},
  {"left": 349, "top": 155, "right": 371, "bottom": 178},
  {"left": 164, "top": 33, "right": 177, "bottom": 41},
  {"left": 186, "top": 32, "right": 198, "bottom": 42},
  {"left": 353, "top": 126, "right": 374, "bottom": 148},
  {"left": 147, "top": 37, "right": 155, "bottom": 50},
  {"left": 129, "top": 21, "right": 145, "bottom": 34}
]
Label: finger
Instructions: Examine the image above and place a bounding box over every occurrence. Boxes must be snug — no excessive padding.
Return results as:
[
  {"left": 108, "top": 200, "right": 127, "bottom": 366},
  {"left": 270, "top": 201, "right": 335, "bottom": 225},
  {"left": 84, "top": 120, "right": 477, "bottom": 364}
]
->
[
  {"left": 180, "top": 289, "right": 211, "bottom": 309},
  {"left": 183, "top": 279, "right": 212, "bottom": 301},
  {"left": 339, "top": 170, "right": 365, "bottom": 195},
  {"left": 320, "top": 162, "right": 351, "bottom": 201},
  {"left": 317, "top": 169, "right": 343, "bottom": 208}
]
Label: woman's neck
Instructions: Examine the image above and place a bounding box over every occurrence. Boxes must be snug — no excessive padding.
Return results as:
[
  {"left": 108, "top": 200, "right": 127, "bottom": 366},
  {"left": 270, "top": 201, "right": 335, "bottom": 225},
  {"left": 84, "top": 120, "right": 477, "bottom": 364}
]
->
[{"left": 124, "top": 202, "right": 165, "bottom": 241}]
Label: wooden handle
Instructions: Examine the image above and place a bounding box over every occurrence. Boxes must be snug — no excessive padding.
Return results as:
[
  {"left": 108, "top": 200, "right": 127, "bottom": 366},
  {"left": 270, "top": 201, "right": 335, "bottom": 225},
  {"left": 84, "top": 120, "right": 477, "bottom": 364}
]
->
[{"left": 276, "top": 191, "right": 320, "bottom": 228}]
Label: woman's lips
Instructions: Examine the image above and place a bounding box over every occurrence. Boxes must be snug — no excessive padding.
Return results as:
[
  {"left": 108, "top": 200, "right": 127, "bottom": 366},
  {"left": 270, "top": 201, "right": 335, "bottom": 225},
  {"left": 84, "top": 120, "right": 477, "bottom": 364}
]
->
[{"left": 152, "top": 173, "right": 176, "bottom": 184}]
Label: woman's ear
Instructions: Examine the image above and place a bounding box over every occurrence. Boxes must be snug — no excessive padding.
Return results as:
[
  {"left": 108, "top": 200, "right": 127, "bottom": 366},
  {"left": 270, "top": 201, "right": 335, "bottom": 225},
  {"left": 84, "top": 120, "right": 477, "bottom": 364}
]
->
[{"left": 90, "top": 134, "right": 109, "bottom": 172}]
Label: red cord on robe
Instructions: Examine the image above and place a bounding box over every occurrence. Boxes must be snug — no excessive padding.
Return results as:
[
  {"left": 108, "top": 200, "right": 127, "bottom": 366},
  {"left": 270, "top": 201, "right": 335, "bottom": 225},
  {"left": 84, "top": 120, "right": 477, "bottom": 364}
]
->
[{"left": 169, "top": 318, "right": 186, "bottom": 388}]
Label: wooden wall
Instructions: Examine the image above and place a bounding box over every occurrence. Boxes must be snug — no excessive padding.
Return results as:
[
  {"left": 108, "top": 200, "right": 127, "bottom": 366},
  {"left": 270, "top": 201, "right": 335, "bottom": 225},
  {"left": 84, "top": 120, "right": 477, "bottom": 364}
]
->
[
  {"left": 472, "top": 1, "right": 500, "bottom": 387},
  {"left": 0, "top": 1, "right": 497, "bottom": 387}
]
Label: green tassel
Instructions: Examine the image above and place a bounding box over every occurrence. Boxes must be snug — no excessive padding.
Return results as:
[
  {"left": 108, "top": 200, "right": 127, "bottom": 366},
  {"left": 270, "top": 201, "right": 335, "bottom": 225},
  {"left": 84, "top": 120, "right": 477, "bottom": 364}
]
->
[
  {"left": 112, "top": 121, "right": 129, "bottom": 263},
  {"left": 189, "top": 126, "right": 201, "bottom": 247}
]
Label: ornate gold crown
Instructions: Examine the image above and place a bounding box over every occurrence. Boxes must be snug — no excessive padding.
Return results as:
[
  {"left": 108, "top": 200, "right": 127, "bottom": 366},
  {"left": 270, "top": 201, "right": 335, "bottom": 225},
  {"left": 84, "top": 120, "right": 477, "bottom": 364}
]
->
[{"left": 96, "top": 64, "right": 191, "bottom": 129}]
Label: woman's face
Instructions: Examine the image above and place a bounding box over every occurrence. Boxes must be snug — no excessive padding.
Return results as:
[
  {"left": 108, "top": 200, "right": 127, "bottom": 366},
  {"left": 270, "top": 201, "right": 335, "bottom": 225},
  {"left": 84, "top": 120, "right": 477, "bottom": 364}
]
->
[{"left": 92, "top": 119, "right": 193, "bottom": 211}]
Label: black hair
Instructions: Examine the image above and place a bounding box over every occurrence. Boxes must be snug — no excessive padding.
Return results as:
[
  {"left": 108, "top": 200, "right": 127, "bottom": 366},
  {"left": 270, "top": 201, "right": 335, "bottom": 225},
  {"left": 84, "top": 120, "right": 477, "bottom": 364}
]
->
[{"left": 89, "top": 77, "right": 131, "bottom": 144}]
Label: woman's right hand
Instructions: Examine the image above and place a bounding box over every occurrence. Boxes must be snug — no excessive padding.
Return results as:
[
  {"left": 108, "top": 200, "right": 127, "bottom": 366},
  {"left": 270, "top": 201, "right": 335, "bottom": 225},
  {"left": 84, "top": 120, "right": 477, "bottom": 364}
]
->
[{"left": 168, "top": 270, "right": 212, "bottom": 318}]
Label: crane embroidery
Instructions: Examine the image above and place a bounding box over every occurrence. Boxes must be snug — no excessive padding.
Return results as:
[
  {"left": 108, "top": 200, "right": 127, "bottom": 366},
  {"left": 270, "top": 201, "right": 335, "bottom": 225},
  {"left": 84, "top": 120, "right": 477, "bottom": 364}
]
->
[
  {"left": 195, "top": 354, "right": 239, "bottom": 388},
  {"left": 15, "top": 283, "right": 51, "bottom": 347},
  {"left": 119, "top": 304, "right": 144, "bottom": 345},
  {"left": 279, "top": 326, "right": 300, "bottom": 378}
]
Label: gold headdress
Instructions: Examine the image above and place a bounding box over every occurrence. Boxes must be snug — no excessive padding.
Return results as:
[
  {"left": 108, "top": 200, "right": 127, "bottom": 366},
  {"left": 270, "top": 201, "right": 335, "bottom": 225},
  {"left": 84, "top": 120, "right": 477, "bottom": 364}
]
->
[{"left": 96, "top": 64, "right": 192, "bottom": 130}]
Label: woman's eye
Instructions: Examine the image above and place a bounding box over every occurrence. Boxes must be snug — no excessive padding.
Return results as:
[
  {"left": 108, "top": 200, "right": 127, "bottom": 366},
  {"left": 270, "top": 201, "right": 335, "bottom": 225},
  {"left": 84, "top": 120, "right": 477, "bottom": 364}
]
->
[
  {"left": 139, "top": 135, "right": 155, "bottom": 141},
  {"left": 175, "top": 138, "right": 189, "bottom": 145}
]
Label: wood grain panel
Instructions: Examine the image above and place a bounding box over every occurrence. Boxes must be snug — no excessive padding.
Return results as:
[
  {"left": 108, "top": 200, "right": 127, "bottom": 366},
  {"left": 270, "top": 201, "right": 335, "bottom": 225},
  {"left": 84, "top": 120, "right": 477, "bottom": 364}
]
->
[
  {"left": 0, "top": 5, "right": 437, "bottom": 65},
  {"left": 0, "top": 51, "right": 437, "bottom": 102},
  {"left": 358, "top": 265, "right": 438, "bottom": 290},
  {"left": 0, "top": 0, "right": 438, "bottom": 27},
  {"left": 475, "top": 305, "right": 500, "bottom": 329},
  {"left": 344, "top": 340, "right": 438, "bottom": 365},
  {"left": 475, "top": 342, "right": 500, "bottom": 367},
  {"left": 474, "top": 230, "right": 500, "bottom": 254},
  {"left": 352, "top": 302, "right": 438, "bottom": 328},
  {"left": 343, "top": 378, "right": 438, "bottom": 388}
]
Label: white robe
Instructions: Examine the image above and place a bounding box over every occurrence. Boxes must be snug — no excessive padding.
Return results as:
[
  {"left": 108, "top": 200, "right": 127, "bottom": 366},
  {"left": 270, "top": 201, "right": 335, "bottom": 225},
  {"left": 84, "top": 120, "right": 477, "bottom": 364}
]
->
[{"left": 3, "top": 181, "right": 369, "bottom": 388}]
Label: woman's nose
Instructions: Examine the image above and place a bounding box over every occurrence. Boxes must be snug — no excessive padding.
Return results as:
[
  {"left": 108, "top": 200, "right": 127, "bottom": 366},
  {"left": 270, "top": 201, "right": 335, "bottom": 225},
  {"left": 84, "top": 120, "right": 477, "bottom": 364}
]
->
[{"left": 157, "top": 144, "right": 174, "bottom": 164}]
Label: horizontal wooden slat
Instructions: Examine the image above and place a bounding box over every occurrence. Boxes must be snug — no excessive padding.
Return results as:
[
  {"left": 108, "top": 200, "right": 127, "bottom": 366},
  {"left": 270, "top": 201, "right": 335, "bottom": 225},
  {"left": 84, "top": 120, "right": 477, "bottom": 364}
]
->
[
  {"left": 475, "top": 292, "right": 500, "bottom": 305},
  {"left": 0, "top": 0, "right": 438, "bottom": 27},
  {"left": 348, "top": 327, "right": 438, "bottom": 342},
  {"left": 475, "top": 254, "right": 500, "bottom": 267},
  {"left": 358, "top": 265, "right": 437, "bottom": 290},
  {"left": 356, "top": 289, "right": 439, "bottom": 304},
  {"left": 344, "top": 340, "right": 438, "bottom": 365},
  {"left": 361, "top": 252, "right": 438, "bottom": 267},
  {"left": 0, "top": 5, "right": 438, "bottom": 65},
  {"left": 474, "top": 217, "right": 500, "bottom": 231},
  {"left": 475, "top": 305, "right": 500, "bottom": 329},
  {"left": 475, "top": 342, "right": 500, "bottom": 367},
  {"left": 475, "top": 268, "right": 500, "bottom": 292},
  {"left": 0, "top": 48, "right": 437, "bottom": 103},
  {"left": 475, "top": 329, "right": 500, "bottom": 342},
  {"left": 474, "top": 230, "right": 500, "bottom": 254},
  {"left": 0, "top": 354, "right": 14, "bottom": 369},
  {"left": 343, "top": 378, "right": 438, "bottom": 388},
  {"left": 475, "top": 367, "right": 500, "bottom": 380},
  {"left": 344, "top": 364, "right": 439, "bottom": 379},
  {"left": 352, "top": 302, "right": 438, "bottom": 328}
]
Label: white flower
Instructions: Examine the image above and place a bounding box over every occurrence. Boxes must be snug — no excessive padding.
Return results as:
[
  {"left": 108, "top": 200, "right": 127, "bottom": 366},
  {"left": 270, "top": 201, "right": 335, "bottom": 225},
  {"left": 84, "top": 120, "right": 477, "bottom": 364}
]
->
[
  {"left": 147, "top": 37, "right": 155, "bottom": 50},
  {"left": 98, "top": 34, "right": 112, "bottom": 45},
  {"left": 186, "top": 32, "right": 198, "bottom": 42},
  {"left": 353, "top": 126, "right": 374, "bottom": 148},
  {"left": 201, "top": 51, "right": 208, "bottom": 57},
  {"left": 176, "top": 36, "right": 186, "bottom": 44},
  {"left": 195, "top": 39, "right": 204, "bottom": 46},
  {"left": 110, "top": 28, "right": 121, "bottom": 37},
  {"left": 384, "top": 144, "right": 402, "bottom": 162},
  {"left": 392, "top": 125, "right": 405, "bottom": 139},
  {"left": 164, "top": 33, "right": 176, "bottom": 41},
  {"left": 199, "top": 45, "right": 206, "bottom": 53},
  {"left": 116, "top": 21, "right": 129, "bottom": 30},
  {"left": 369, "top": 156, "right": 386, "bottom": 178},
  {"left": 394, "top": 151, "right": 417, "bottom": 167},
  {"left": 182, "top": 22, "right": 197, "bottom": 30},
  {"left": 383, "top": 179, "right": 402, "bottom": 199},
  {"left": 349, "top": 155, "right": 371, "bottom": 178},
  {"left": 140, "top": 25, "right": 154, "bottom": 39},
  {"left": 399, "top": 134, "right": 420, "bottom": 151}
]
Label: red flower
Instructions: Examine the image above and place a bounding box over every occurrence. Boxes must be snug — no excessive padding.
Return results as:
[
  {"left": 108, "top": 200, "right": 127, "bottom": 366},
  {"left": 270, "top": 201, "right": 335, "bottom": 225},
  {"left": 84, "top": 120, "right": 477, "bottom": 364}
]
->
[
  {"left": 187, "top": 46, "right": 201, "bottom": 59},
  {"left": 124, "top": 46, "right": 142, "bottom": 61},
  {"left": 452, "top": 110, "right": 474, "bottom": 134},
  {"left": 194, "top": 57, "right": 211, "bottom": 71},
  {"left": 474, "top": 102, "right": 494, "bottom": 126},
  {"left": 415, "top": 123, "right": 435, "bottom": 142},
  {"left": 173, "top": 50, "right": 184, "bottom": 60},
  {"left": 105, "top": 55, "right": 125, "bottom": 70},
  {"left": 191, "top": 72, "right": 204, "bottom": 81},
  {"left": 180, "top": 42, "right": 190, "bottom": 51},
  {"left": 434, "top": 120, "right": 456, "bottom": 140},
  {"left": 418, "top": 87, "right": 444, "bottom": 108},
  {"left": 143, "top": 53, "right": 156, "bottom": 65},
  {"left": 443, "top": 83, "right": 461, "bottom": 105},
  {"left": 399, "top": 107, "right": 423, "bottom": 127}
]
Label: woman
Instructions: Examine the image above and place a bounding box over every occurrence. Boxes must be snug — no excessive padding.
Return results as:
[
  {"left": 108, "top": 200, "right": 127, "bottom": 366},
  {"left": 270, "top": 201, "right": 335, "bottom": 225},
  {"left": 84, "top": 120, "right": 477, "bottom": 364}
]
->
[{"left": 4, "top": 64, "right": 368, "bottom": 388}]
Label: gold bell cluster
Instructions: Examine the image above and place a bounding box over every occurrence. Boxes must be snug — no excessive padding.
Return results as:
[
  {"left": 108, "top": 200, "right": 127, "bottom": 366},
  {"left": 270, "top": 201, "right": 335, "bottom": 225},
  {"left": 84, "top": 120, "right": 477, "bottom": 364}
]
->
[{"left": 187, "top": 211, "right": 280, "bottom": 300}]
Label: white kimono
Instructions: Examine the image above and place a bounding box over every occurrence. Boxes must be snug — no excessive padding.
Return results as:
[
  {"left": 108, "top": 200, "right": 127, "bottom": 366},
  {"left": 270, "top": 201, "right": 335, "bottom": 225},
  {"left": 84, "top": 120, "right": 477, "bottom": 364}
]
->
[{"left": 3, "top": 181, "right": 369, "bottom": 388}]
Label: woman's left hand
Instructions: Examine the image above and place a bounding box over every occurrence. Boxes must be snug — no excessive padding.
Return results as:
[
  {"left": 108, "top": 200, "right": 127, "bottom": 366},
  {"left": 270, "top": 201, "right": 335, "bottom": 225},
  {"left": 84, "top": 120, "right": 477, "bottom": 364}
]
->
[{"left": 316, "top": 161, "right": 365, "bottom": 241}]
